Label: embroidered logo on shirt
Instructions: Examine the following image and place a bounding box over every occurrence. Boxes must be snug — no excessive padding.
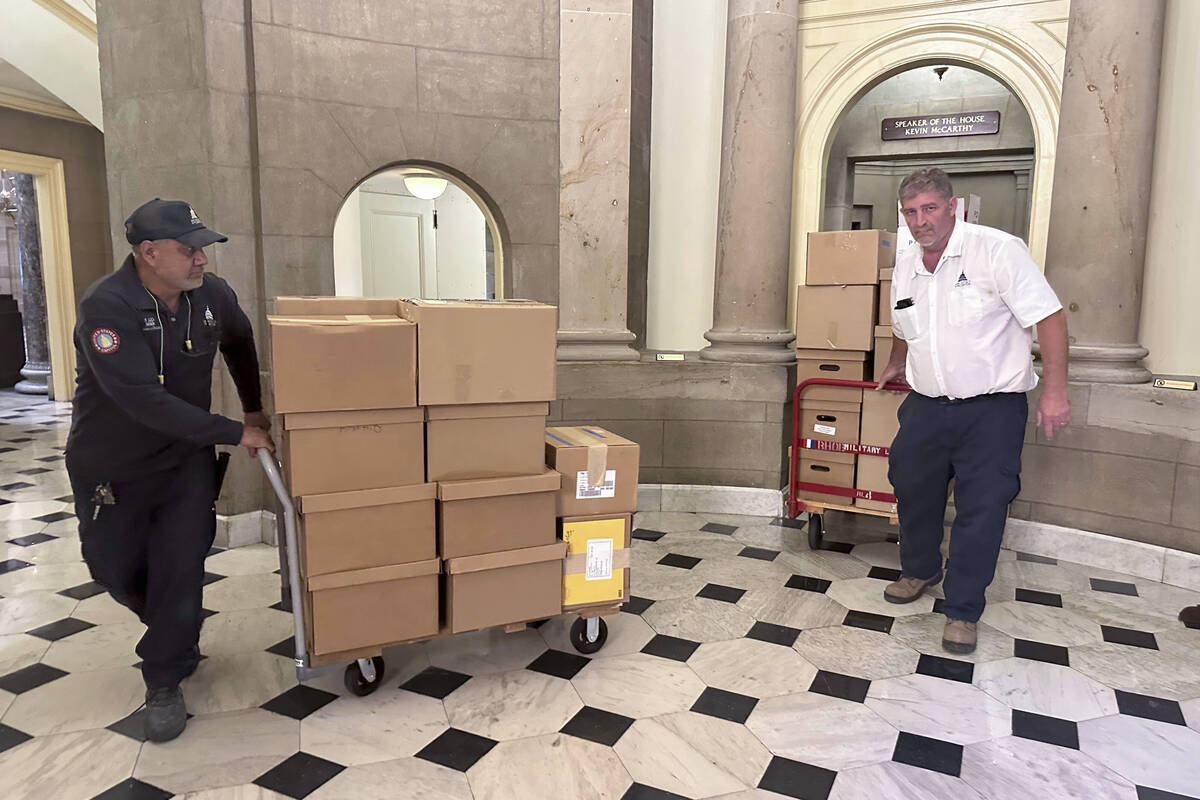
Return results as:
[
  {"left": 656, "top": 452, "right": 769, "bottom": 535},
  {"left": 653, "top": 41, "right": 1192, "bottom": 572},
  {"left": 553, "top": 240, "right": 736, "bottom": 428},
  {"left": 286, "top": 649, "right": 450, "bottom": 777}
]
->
[
  {"left": 141, "top": 314, "right": 160, "bottom": 331},
  {"left": 91, "top": 328, "right": 121, "bottom": 354},
  {"left": 203, "top": 305, "right": 216, "bottom": 326},
  {"left": 955, "top": 271, "right": 971, "bottom": 287}
]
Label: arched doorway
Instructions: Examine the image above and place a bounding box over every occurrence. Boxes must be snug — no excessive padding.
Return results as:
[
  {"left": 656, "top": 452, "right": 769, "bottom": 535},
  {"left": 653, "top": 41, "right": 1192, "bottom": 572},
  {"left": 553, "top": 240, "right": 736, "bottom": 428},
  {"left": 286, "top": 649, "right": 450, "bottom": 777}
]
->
[
  {"left": 823, "top": 63, "right": 1037, "bottom": 243},
  {"left": 332, "top": 163, "right": 506, "bottom": 300},
  {"left": 789, "top": 21, "right": 1064, "bottom": 324}
]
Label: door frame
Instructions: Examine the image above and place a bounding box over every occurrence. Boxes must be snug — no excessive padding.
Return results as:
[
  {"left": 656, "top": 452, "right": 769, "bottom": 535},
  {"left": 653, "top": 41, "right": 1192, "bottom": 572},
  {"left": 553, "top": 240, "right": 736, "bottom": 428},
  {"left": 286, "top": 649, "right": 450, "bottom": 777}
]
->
[{"left": 0, "top": 149, "right": 76, "bottom": 401}]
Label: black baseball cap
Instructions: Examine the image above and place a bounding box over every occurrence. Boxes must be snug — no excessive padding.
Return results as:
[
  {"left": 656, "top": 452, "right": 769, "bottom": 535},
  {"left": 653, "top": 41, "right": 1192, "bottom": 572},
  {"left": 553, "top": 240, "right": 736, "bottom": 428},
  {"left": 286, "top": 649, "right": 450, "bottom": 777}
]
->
[{"left": 124, "top": 198, "right": 228, "bottom": 248}]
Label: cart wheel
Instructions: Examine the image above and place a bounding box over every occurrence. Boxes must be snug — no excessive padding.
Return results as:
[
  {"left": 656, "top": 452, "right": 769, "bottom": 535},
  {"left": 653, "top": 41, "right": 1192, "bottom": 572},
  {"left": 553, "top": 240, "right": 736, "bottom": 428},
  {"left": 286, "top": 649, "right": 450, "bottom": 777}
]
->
[
  {"left": 344, "top": 656, "right": 385, "bottom": 696},
  {"left": 807, "top": 514, "right": 824, "bottom": 551},
  {"left": 570, "top": 616, "right": 608, "bottom": 654}
]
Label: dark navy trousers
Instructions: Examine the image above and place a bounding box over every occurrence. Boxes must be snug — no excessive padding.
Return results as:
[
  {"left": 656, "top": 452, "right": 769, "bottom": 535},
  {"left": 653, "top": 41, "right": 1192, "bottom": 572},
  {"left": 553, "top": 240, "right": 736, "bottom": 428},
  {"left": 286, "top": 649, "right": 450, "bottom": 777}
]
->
[
  {"left": 70, "top": 449, "right": 217, "bottom": 689},
  {"left": 887, "top": 391, "right": 1028, "bottom": 622}
]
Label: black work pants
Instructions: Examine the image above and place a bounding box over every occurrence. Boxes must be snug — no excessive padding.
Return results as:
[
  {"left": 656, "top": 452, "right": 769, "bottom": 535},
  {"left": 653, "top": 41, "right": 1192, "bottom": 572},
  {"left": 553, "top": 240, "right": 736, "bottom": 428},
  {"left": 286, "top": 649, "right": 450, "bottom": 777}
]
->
[
  {"left": 887, "top": 392, "right": 1027, "bottom": 623},
  {"left": 70, "top": 449, "right": 217, "bottom": 689}
]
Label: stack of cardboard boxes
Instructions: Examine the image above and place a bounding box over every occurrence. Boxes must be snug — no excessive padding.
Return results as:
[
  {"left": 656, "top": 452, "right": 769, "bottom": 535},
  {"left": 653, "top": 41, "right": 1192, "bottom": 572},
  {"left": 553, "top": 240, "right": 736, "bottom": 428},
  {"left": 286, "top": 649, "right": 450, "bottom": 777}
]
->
[
  {"left": 271, "top": 297, "right": 437, "bottom": 661},
  {"left": 545, "top": 427, "right": 640, "bottom": 612},
  {"left": 401, "top": 299, "right": 566, "bottom": 634},
  {"left": 794, "top": 231, "right": 902, "bottom": 512},
  {"left": 269, "top": 297, "right": 561, "bottom": 659}
]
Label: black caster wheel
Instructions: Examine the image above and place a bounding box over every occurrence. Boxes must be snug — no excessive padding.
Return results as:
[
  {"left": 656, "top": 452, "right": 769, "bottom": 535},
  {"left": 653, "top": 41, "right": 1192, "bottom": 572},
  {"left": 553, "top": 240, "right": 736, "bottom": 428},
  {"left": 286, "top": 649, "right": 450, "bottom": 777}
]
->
[
  {"left": 570, "top": 616, "right": 608, "bottom": 654},
  {"left": 344, "top": 656, "right": 385, "bottom": 696},
  {"left": 807, "top": 514, "right": 824, "bottom": 551}
]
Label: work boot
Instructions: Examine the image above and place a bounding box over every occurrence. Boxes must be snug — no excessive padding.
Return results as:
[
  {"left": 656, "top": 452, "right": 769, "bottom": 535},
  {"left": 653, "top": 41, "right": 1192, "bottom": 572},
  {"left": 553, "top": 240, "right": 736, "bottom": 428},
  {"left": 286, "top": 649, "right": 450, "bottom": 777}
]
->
[
  {"left": 883, "top": 571, "right": 943, "bottom": 604},
  {"left": 942, "top": 619, "right": 978, "bottom": 654},
  {"left": 145, "top": 685, "right": 187, "bottom": 743}
]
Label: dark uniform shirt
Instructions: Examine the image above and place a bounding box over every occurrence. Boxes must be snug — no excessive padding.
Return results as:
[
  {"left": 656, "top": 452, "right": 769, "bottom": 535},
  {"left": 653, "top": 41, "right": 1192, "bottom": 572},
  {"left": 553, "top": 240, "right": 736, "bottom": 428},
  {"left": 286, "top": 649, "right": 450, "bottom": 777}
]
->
[{"left": 66, "top": 255, "right": 262, "bottom": 483}]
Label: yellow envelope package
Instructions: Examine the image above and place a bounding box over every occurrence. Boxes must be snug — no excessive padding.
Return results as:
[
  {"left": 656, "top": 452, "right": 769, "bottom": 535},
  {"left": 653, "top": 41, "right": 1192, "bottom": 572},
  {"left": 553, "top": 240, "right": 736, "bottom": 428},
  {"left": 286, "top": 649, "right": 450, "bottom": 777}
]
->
[{"left": 560, "top": 515, "right": 632, "bottom": 609}]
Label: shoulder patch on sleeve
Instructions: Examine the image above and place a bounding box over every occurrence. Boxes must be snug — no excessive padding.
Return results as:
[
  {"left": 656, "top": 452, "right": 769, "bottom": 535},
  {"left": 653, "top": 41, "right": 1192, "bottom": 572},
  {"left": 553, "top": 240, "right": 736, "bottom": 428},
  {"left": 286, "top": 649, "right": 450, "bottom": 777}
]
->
[{"left": 91, "top": 328, "right": 121, "bottom": 354}]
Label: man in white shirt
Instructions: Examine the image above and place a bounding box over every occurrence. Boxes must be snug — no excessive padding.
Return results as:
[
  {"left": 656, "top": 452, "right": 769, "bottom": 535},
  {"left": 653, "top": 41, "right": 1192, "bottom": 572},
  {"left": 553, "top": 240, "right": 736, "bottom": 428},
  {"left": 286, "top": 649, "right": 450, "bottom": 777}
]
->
[{"left": 875, "top": 167, "right": 1071, "bottom": 654}]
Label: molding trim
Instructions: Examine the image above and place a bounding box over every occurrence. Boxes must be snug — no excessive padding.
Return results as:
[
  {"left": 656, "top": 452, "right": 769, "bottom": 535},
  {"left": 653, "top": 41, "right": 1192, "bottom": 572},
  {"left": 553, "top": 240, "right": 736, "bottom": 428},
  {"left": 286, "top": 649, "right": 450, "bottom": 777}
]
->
[
  {"left": 0, "top": 148, "right": 77, "bottom": 401},
  {"left": 855, "top": 153, "right": 1035, "bottom": 176},
  {"left": 216, "top": 509, "right": 278, "bottom": 549},
  {"left": 0, "top": 88, "right": 90, "bottom": 125},
  {"left": 1001, "top": 517, "right": 1200, "bottom": 589},
  {"left": 638, "top": 483, "right": 785, "bottom": 518},
  {"left": 30, "top": 0, "right": 98, "bottom": 43}
]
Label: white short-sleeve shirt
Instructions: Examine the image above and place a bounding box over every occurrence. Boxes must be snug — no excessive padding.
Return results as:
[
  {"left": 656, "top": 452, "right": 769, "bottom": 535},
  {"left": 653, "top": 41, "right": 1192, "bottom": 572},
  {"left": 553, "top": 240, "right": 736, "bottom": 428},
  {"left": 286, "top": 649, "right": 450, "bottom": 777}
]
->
[{"left": 890, "top": 221, "right": 1062, "bottom": 400}]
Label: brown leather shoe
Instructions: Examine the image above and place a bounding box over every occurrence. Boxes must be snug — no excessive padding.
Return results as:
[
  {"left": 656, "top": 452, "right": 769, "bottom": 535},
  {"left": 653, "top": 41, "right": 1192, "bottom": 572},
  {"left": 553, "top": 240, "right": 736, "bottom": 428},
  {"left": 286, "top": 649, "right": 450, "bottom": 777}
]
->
[
  {"left": 942, "top": 619, "right": 978, "bottom": 654},
  {"left": 883, "top": 571, "right": 943, "bottom": 604},
  {"left": 1180, "top": 605, "right": 1200, "bottom": 628}
]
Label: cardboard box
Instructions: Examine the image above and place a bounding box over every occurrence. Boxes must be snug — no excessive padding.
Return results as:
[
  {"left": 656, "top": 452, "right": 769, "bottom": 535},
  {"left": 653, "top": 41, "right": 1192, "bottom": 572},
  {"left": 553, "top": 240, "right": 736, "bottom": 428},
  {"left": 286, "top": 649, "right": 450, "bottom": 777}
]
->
[
  {"left": 561, "top": 514, "right": 632, "bottom": 610},
  {"left": 269, "top": 314, "right": 417, "bottom": 413},
  {"left": 797, "top": 452, "right": 854, "bottom": 507},
  {"left": 544, "top": 427, "right": 640, "bottom": 516},
  {"left": 282, "top": 408, "right": 424, "bottom": 496},
  {"left": 274, "top": 297, "right": 400, "bottom": 316},
  {"left": 854, "top": 388, "right": 905, "bottom": 513},
  {"left": 795, "top": 350, "right": 867, "bottom": 404},
  {"left": 956, "top": 194, "right": 982, "bottom": 224},
  {"left": 879, "top": 268, "right": 894, "bottom": 326},
  {"left": 873, "top": 325, "right": 895, "bottom": 382},
  {"left": 426, "top": 402, "right": 549, "bottom": 482},
  {"left": 798, "top": 398, "right": 861, "bottom": 445},
  {"left": 444, "top": 542, "right": 568, "bottom": 633},
  {"left": 896, "top": 219, "right": 917, "bottom": 254},
  {"left": 805, "top": 230, "right": 896, "bottom": 285},
  {"left": 298, "top": 484, "right": 436, "bottom": 577},
  {"left": 855, "top": 456, "right": 897, "bottom": 513},
  {"left": 305, "top": 560, "right": 440, "bottom": 655},
  {"left": 794, "top": 285, "right": 877, "bottom": 350},
  {"left": 860, "top": 388, "right": 905, "bottom": 448},
  {"left": 437, "top": 470, "right": 560, "bottom": 559},
  {"left": 397, "top": 299, "right": 556, "bottom": 406}
]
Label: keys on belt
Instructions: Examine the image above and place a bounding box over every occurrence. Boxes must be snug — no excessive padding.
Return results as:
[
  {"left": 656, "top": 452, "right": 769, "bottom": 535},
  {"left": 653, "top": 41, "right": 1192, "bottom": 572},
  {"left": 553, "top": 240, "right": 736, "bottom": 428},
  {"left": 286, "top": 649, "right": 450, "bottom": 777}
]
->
[{"left": 91, "top": 483, "right": 115, "bottom": 520}]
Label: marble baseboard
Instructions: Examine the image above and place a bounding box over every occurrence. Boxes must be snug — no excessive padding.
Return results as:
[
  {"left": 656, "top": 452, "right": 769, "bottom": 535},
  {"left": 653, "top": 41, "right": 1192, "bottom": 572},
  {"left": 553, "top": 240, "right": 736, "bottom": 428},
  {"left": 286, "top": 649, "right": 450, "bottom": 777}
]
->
[
  {"left": 642, "top": 484, "right": 784, "bottom": 517},
  {"left": 215, "top": 510, "right": 277, "bottom": 549},
  {"left": 637, "top": 484, "right": 662, "bottom": 512},
  {"left": 1002, "top": 517, "right": 1200, "bottom": 589},
  {"left": 1163, "top": 549, "right": 1200, "bottom": 592}
]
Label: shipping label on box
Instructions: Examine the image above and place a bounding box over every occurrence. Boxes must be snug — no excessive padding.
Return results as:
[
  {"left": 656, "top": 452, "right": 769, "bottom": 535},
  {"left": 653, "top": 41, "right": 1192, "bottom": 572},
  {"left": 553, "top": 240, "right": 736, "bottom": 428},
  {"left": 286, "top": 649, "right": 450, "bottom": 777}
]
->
[
  {"left": 562, "top": 515, "right": 631, "bottom": 609},
  {"left": 576, "top": 469, "right": 616, "bottom": 500}
]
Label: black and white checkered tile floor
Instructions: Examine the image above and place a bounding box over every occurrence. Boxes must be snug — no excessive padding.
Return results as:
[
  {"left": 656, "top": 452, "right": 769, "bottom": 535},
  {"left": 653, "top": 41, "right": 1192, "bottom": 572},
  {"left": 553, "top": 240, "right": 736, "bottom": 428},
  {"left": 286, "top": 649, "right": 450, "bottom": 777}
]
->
[{"left": 2, "top": 390, "right": 1200, "bottom": 800}]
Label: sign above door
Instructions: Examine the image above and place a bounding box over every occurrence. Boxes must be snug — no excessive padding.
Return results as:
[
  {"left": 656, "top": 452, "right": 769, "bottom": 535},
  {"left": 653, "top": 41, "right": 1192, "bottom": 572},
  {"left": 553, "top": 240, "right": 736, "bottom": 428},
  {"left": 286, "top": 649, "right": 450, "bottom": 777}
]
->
[{"left": 881, "top": 111, "right": 1001, "bottom": 141}]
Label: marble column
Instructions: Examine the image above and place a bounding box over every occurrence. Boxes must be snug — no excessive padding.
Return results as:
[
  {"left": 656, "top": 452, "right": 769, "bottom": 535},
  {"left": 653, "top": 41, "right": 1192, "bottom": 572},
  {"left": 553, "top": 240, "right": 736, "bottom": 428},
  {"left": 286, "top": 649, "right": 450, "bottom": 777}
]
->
[
  {"left": 1014, "top": 169, "right": 1031, "bottom": 242},
  {"left": 1042, "top": 0, "right": 1165, "bottom": 383},
  {"left": 700, "top": 0, "right": 799, "bottom": 363},
  {"left": 557, "top": 0, "right": 640, "bottom": 362},
  {"left": 13, "top": 173, "right": 49, "bottom": 396}
]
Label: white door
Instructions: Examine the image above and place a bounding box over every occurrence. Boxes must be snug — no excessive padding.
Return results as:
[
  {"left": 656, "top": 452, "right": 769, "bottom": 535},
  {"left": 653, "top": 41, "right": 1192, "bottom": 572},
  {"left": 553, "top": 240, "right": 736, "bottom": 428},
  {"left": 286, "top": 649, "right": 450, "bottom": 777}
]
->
[{"left": 359, "top": 191, "right": 437, "bottom": 298}]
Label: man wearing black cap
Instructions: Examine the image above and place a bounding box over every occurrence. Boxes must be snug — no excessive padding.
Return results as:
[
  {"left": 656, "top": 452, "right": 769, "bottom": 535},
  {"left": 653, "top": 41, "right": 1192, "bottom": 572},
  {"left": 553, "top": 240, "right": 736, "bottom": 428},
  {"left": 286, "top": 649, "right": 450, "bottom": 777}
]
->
[{"left": 66, "top": 199, "right": 274, "bottom": 742}]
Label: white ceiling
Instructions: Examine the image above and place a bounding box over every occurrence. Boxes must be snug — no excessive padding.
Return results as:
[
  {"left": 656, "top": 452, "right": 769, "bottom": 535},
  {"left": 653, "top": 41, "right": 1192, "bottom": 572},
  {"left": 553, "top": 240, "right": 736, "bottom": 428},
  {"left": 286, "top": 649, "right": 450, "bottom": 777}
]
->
[{"left": 0, "top": 57, "right": 72, "bottom": 109}]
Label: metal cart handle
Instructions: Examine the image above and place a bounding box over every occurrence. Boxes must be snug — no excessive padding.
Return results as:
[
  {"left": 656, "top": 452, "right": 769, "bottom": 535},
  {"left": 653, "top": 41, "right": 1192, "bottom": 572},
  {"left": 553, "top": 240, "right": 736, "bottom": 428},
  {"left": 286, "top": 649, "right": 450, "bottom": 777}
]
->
[{"left": 258, "top": 449, "right": 310, "bottom": 668}]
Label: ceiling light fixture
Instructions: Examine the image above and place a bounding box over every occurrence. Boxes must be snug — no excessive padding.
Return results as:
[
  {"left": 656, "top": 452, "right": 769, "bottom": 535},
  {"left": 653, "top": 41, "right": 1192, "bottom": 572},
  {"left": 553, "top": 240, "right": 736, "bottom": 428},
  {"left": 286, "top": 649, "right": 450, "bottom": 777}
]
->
[{"left": 403, "top": 175, "right": 449, "bottom": 200}]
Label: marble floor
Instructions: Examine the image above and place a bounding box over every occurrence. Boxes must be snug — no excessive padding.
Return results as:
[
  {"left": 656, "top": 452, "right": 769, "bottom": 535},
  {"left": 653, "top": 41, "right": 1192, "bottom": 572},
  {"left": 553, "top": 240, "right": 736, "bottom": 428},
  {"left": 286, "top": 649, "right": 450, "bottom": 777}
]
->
[{"left": 1, "top": 389, "right": 1199, "bottom": 800}]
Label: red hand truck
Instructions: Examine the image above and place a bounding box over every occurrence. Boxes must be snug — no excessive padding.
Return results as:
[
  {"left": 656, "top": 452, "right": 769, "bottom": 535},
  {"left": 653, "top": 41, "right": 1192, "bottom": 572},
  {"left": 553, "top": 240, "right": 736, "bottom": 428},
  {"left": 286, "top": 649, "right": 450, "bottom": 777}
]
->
[{"left": 787, "top": 378, "right": 910, "bottom": 550}]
